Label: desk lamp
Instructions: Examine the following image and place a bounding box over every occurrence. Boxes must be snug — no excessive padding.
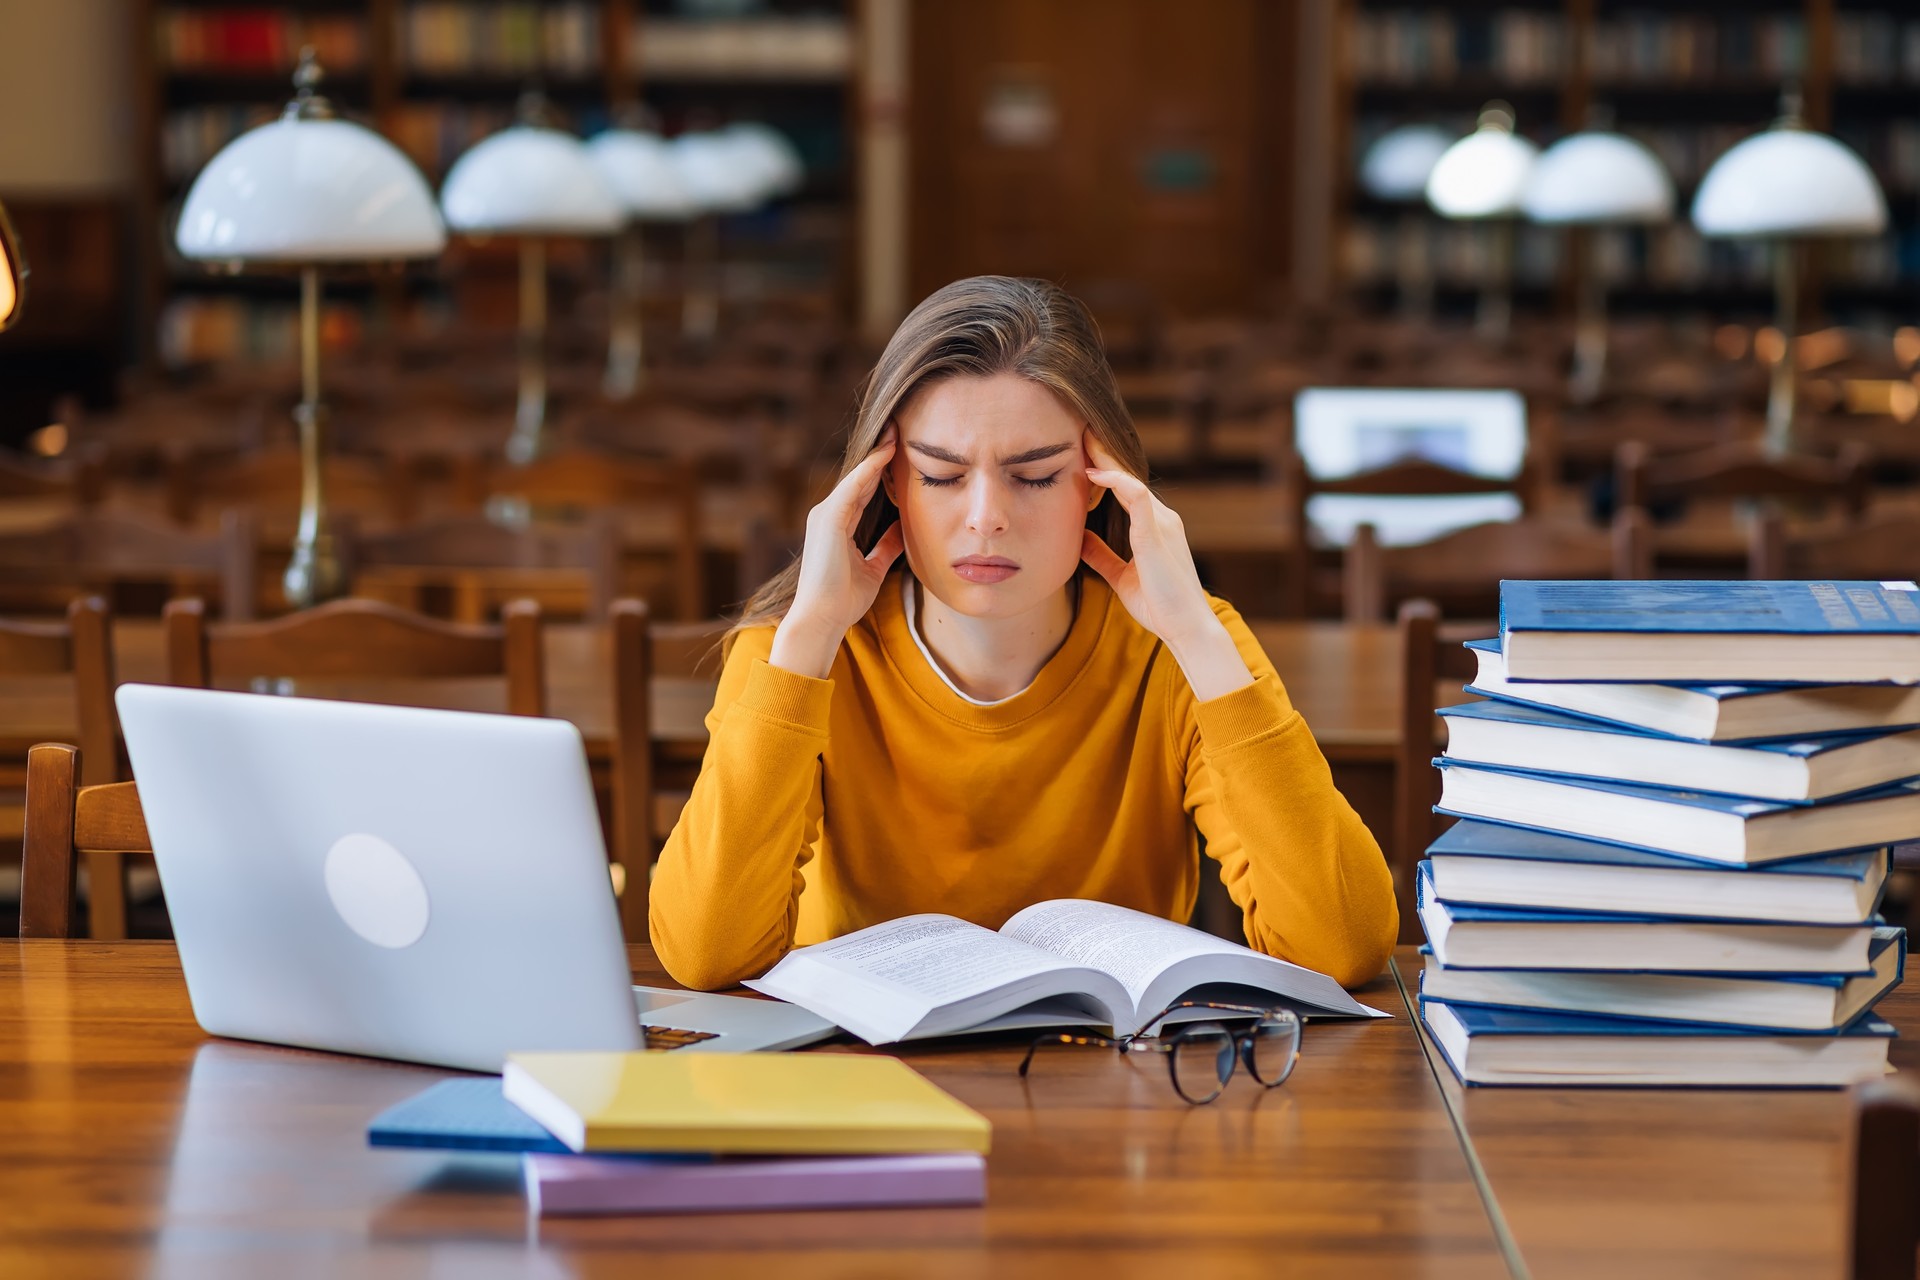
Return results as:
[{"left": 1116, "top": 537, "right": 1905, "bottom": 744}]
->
[
  {"left": 441, "top": 96, "right": 622, "bottom": 463},
  {"left": 588, "top": 125, "right": 695, "bottom": 398},
  {"left": 1693, "top": 93, "right": 1888, "bottom": 455},
  {"left": 1359, "top": 124, "right": 1453, "bottom": 319},
  {"left": 669, "top": 129, "right": 779, "bottom": 342},
  {"left": 175, "top": 51, "right": 446, "bottom": 607},
  {"left": 0, "top": 197, "right": 25, "bottom": 332},
  {"left": 1523, "top": 131, "right": 1674, "bottom": 404},
  {"left": 1425, "top": 103, "right": 1539, "bottom": 346}
]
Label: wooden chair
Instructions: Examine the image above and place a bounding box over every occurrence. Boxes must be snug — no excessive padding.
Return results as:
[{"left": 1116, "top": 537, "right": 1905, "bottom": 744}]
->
[
  {"left": 1344, "top": 509, "right": 1651, "bottom": 623},
  {"left": 0, "top": 510, "right": 257, "bottom": 621},
  {"left": 1749, "top": 509, "right": 1920, "bottom": 581},
  {"left": 344, "top": 511, "right": 621, "bottom": 624},
  {"left": 1, "top": 598, "right": 131, "bottom": 937},
  {"left": 1616, "top": 438, "right": 1872, "bottom": 525},
  {"left": 18, "top": 742, "right": 150, "bottom": 939},
  {"left": 1850, "top": 1076, "right": 1920, "bottom": 1280},
  {"left": 608, "top": 598, "right": 727, "bottom": 941},
  {"left": 163, "top": 595, "right": 545, "bottom": 718},
  {"left": 1392, "top": 599, "right": 1483, "bottom": 945},
  {"left": 472, "top": 450, "right": 705, "bottom": 620},
  {"left": 1283, "top": 452, "right": 1548, "bottom": 618},
  {"left": 166, "top": 445, "right": 417, "bottom": 530},
  {"left": 0, "top": 445, "right": 106, "bottom": 506}
]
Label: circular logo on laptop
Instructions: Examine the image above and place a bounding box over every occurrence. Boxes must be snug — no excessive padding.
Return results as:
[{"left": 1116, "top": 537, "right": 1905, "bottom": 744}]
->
[{"left": 323, "top": 833, "right": 430, "bottom": 949}]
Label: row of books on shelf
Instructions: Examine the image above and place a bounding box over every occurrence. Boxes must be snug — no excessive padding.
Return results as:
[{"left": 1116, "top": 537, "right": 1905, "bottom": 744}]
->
[
  {"left": 370, "top": 1054, "right": 990, "bottom": 1217},
  {"left": 160, "top": 296, "right": 367, "bottom": 370},
  {"left": 389, "top": 102, "right": 520, "bottom": 177},
  {"left": 1418, "top": 579, "right": 1920, "bottom": 1089},
  {"left": 1342, "top": 221, "right": 1776, "bottom": 291},
  {"left": 161, "top": 105, "right": 279, "bottom": 185},
  {"left": 637, "top": 17, "right": 853, "bottom": 82},
  {"left": 1587, "top": 15, "right": 1805, "bottom": 85},
  {"left": 402, "top": 2, "right": 600, "bottom": 77},
  {"left": 156, "top": 10, "right": 368, "bottom": 75},
  {"left": 1348, "top": 11, "right": 1564, "bottom": 86},
  {"left": 1832, "top": 13, "right": 1920, "bottom": 85}
]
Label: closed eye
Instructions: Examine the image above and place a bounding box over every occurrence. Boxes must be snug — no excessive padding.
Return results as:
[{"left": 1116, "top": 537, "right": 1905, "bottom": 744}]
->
[
  {"left": 1017, "top": 472, "right": 1062, "bottom": 490},
  {"left": 917, "top": 473, "right": 963, "bottom": 488}
]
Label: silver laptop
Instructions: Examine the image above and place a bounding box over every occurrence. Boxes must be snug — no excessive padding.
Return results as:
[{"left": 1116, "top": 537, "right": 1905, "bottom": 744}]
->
[{"left": 115, "top": 684, "right": 834, "bottom": 1072}]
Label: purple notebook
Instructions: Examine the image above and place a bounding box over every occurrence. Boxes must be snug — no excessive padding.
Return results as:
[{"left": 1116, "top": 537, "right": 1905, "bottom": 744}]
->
[{"left": 524, "top": 1151, "right": 987, "bottom": 1216}]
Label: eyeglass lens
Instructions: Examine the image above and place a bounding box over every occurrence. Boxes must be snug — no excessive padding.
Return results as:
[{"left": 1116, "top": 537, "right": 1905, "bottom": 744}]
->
[
  {"left": 1169, "top": 1024, "right": 1236, "bottom": 1104},
  {"left": 1245, "top": 1015, "right": 1301, "bottom": 1086}
]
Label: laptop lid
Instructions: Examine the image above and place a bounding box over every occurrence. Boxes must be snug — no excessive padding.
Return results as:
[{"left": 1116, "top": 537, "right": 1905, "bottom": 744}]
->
[
  {"left": 1293, "top": 386, "right": 1528, "bottom": 546},
  {"left": 115, "top": 684, "right": 643, "bottom": 1073}
]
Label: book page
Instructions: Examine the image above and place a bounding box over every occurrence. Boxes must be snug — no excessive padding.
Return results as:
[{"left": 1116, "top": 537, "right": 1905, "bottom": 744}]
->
[
  {"left": 807, "top": 916, "right": 1068, "bottom": 1002},
  {"left": 1000, "top": 899, "right": 1240, "bottom": 1003}
]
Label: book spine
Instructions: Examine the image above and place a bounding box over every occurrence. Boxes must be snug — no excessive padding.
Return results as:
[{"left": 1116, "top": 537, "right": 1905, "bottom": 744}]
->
[{"left": 525, "top": 1152, "right": 988, "bottom": 1216}]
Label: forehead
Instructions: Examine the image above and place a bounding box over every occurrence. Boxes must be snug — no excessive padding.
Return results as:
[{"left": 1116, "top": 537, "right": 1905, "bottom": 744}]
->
[{"left": 896, "top": 373, "right": 1080, "bottom": 445}]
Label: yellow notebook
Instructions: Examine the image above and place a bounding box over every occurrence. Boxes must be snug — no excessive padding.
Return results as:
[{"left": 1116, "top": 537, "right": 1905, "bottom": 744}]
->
[{"left": 501, "top": 1052, "right": 993, "bottom": 1156}]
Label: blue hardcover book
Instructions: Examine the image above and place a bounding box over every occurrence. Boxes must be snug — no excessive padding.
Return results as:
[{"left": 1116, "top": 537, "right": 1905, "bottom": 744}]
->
[
  {"left": 1416, "top": 863, "right": 1882, "bottom": 974},
  {"left": 1462, "top": 637, "right": 1920, "bottom": 742},
  {"left": 1425, "top": 819, "right": 1889, "bottom": 923},
  {"left": 1433, "top": 756, "right": 1920, "bottom": 865},
  {"left": 1497, "top": 579, "right": 1920, "bottom": 684},
  {"left": 1420, "top": 996, "right": 1897, "bottom": 1087},
  {"left": 369, "top": 1079, "right": 576, "bottom": 1154},
  {"left": 1418, "top": 930, "right": 1905, "bottom": 1033},
  {"left": 1437, "top": 697, "right": 1920, "bottom": 804}
]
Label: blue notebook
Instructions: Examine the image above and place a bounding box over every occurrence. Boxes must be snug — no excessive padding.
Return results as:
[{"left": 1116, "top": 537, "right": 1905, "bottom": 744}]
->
[
  {"left": 1497, "top": 580, "right": 1920, "bottom": 684},
  {"left": 1426, "top": 818, "right": 1887, "bottom": 880},
  {"left": 1419, "top": 997, "right": 1898, "bottom": 1088},
  {"left": 369, "top": 1079, "right": 576, "bottom": 1154},
  {"left": 1433, "top": 757, "right": 1920, "bottom": 865}
]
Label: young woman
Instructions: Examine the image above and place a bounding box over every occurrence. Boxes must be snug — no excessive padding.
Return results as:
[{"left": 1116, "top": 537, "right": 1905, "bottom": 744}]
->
[{"left": 651, "top": 276, "right": 1397, "bottom": 990}]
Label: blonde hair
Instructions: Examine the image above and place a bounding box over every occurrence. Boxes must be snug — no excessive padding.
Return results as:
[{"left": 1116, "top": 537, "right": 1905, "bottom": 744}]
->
[{"left": 731, "top": 275, "right": 1150, "bottom": 639}]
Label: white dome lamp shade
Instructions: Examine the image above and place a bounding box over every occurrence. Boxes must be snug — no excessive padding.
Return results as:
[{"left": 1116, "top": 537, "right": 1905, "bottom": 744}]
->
[
  {"left": 588, "top": 128, "right": 697, "bottom": 399},
  {"left": 670, "top": 131, "right": 775, "bottom": 343},
  {"left": 1692, "top": 93, "right": 1890, "bottom": 453},
  {"left": 1359, "top": 124, "right": 1456, "bottom": 321},
  {"left": 173, "top": 51, "right": 447, "bottom": 608},
  {"left": 721, "top": 122, "right": 806, "bottom": 199},
  {"left": 441, "top": 101, "right": 622, "bottom": 463},
  {"left": 1426, "top": 103, "right": 1540, "bottom": 344},
  {"left": 1524, "top": 133, "right": 1675, "bottom": 405}
]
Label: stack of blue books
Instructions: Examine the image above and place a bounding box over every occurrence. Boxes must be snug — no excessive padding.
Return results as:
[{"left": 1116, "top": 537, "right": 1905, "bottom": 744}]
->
[{"left": 1416, "top": 579, "right": 1920, "bottom": 1087}]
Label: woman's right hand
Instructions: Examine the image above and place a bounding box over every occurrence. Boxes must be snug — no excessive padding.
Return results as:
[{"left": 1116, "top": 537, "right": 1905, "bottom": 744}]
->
[{"left": 768, "top": 424, "right": 905, "bottom": 679}]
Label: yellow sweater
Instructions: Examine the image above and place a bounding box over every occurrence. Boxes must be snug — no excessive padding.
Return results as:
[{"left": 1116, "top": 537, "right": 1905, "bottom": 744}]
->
[{"left": 650, "top": 571, "right": 1398, "bottom": 990}]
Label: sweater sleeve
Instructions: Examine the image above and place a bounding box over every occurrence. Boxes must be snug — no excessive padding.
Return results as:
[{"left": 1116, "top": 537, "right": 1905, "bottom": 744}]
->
[
  {"left": 1177, "top": 599, "right": 1399, "bottom": 987},
  {"left": 648, "top": 625, "right": 831, "bottom": 990}
]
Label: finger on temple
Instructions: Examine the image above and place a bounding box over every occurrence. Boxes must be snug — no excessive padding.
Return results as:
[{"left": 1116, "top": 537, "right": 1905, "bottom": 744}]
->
[{"left": 1079, "top": 529, "right": 1126, "bottom": 583}]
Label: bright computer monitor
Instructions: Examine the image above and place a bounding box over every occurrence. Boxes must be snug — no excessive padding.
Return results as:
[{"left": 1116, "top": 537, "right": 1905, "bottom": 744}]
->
[{"left": 1293, "top": 387, "right": 1528, "bottom": 546}]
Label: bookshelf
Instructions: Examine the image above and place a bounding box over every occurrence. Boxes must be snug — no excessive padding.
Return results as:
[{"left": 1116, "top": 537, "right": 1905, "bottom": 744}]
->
[
  {"left": 1337, "top": 0, "right": 1914, "bottom": 324},
  {"left": 136, "top": 0, "right": 858, "bottom": 373}
]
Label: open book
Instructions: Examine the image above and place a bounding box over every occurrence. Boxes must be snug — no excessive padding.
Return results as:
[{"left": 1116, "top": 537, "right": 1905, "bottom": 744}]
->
[{"left": 743, "top": 899, "right": 1389, "bottom": 1045}]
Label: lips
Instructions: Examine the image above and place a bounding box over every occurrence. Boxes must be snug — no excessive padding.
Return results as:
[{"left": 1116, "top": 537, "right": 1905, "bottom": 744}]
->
[{"left": 952, "top": 555, "right": 1019, "bottom": 585}]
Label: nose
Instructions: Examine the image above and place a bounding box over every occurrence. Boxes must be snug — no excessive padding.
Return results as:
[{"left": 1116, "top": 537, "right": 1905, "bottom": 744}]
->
[{"left": 964, "top": 473, "right": 1009, "bottom": 538}]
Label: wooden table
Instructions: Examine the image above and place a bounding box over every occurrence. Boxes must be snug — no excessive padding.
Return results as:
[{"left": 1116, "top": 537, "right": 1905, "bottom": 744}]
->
[{"left": 0, "top": 941, "right": 1510, "bottom": 1277}]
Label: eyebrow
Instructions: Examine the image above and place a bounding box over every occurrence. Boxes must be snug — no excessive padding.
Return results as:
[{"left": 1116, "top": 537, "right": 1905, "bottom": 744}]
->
[{"left": 906, "top": 442, "right": 1075, "bottom": 467}]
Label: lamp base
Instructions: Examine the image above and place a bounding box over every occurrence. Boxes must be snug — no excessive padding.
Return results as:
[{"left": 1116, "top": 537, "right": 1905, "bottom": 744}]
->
[{"left": 283, "top": 532, "right": 345, "bottom": 610}]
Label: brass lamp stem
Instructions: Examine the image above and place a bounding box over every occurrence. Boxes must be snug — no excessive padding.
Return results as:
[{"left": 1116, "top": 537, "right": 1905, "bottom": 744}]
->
[
  {"left": 1766, "top": 239, "right": 1799, "bottom": 457},
  {"left": 284, "top": 265, "right": 342, "bottom": 608},
  {"left": 1569, "top": 229, "right": 1609, "bottom": 406},
  {"left": 683, "top": 215, "right": 719, "bottom": 342},
  {"left": 604, "top": 225, "right": 645, "bottom": 400},
  {"left": 507, "top": 237, "right": 549, "bottom": 464}
]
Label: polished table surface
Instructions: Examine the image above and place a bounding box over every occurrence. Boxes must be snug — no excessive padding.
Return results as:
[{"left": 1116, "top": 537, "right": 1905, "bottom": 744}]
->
[
  {"left": 0, "top": 942, "right": 1510, "bottom": 1278},
  {"left": 0, "top": 617, "right": 1438, "bottom": 768}
]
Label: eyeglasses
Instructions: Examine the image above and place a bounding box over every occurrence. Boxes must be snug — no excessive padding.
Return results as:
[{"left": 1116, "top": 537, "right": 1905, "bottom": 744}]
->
[{"left": 1016, "top": 1000, "right": 1302, "bottom": 1105}]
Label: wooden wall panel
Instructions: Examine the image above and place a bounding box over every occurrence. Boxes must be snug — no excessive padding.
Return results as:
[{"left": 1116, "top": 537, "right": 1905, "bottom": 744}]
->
[{"left": 908, "top": 0, "right": 1293, "bottom": 315}]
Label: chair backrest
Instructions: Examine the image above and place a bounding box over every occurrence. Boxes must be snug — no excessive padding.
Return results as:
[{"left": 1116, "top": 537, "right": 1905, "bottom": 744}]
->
[
  {"left": 344, "top": 511, "right": 620, "bottom": 623},
  {"left": 607, "top": 599, "right": 728, "bottom": 941},
  {"left": 1616, "top": 438, "right": 1872, "bottom": 521},
  {"left": 1851, "top": 1076, "right": 1920, "bottom": 1280},
  {"left": 1344, "top": 509, "right": 1651, "bottom": 623},
  {"left": 167, "top": 446, "right": 416, "bottom": 528},
  {"left": 1393, "top": 600, "right": 1483, "bottom": 944},
  {"left": 2, "top": 598, "right": 129, "bottom": 936},
  {"left": 1749, "top": 509, "right": 1920, "bottom": 582},
  {"left": 162, "top": 595, "right": 546, "bottom": 718},
  {"left": 19, "top": 742, "right": 149, "bottom": 939},
  {"left": 478, "top": 450, "right": 704, "bottom": 620},
  {"left": 0, "top": 446, "right": 105, "bottom": 505},
  {"left": 0, "top": 510, "right": 257, "bottom": 620}
]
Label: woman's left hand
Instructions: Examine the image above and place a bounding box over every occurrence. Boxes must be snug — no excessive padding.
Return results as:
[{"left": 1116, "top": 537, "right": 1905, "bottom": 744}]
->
[
  {"left": 1082, "top": 432, "right": 1255, "bottom": 701},
  {"left": 1079, "top": 431, "right": 1221, "bottom": 650}
]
